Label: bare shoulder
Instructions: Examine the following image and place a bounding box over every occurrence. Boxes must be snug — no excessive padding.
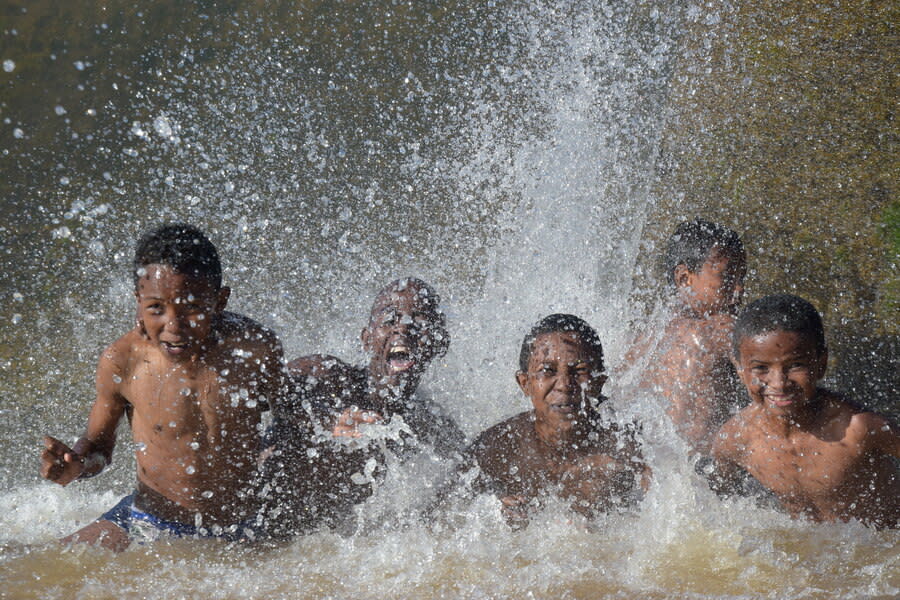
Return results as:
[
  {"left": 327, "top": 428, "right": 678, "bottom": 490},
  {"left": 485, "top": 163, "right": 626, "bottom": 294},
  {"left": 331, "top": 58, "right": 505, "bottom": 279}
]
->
[
  {"left": 712, "top": 408, "right": 756, "bottom": 459},
  {"left": 216, "top": 311, "right": 281, "bottom": 353},
  {"left": 287, "top": 354, "right": 353, "bottom": 379},
  {"left": 100, "top": 327, "right": 146, "bottom": 370},
  {"left": 471, "top": 412, "right": 532, "bottom": 457},
  {"left": 834, "top": 394, "right": 899, "bottom": 445}
]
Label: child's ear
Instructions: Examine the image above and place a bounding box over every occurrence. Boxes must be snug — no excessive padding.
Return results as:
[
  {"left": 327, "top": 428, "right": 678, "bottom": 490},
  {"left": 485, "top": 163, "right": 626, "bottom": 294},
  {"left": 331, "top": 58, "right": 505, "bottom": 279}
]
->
[
  {"left": 673, "top": 264, "right": 693, "bottom": 288},
  {"left": 215, "top": 286, "right": 231, "bottom": 313},
  {"left": 515, "top": 370, "right": 529, "bottom": 395}
]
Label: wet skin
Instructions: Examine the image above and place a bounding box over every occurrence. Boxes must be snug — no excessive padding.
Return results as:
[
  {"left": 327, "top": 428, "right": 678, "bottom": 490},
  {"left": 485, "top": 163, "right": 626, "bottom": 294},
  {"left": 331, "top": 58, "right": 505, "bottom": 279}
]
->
[
  {"left": 318, "top": 279, "right": 450, "bottom": 436},
  {"left": 41, "top": 265, "right": 287, "bottom": 547},
  {"left": 631, "top": 247, "right": 747, "bottom": 455},
  {"left": 266, "top": 280, "right": 461, "bottom": 535},
  {"left": 712, "top": 330, "right": 900, "bottom": 528},
  {"left": 463, "top": 332, "right": 647, "bottom": 527}
]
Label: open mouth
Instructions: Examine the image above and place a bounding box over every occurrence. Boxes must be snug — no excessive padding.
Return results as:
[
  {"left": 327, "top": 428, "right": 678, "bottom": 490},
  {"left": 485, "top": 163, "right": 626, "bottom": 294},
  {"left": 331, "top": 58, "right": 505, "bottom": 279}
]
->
[
  {"left": 161, "top": 340, "right": 190, "bottom": 356},
  {"left": 765, "top": 394, "right": 797, "bottom": 407},
  {"left": 387, "top": 345, "right": 416, "bottom": 372}
]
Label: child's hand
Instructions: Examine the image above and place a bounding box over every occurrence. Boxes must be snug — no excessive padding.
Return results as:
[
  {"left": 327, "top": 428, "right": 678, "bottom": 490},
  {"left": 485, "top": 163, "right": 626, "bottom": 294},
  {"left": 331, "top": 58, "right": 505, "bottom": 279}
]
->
[
  {"left": 40, "top": 436, "right": 84, "bottom": 486},
  {"left": 332, "top": 408, "right": 385, "bottom": 438}
]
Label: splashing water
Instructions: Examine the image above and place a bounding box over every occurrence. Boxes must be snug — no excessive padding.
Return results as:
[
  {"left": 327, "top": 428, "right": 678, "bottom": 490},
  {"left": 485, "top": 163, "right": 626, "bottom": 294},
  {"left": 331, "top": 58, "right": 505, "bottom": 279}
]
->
[{"left": 1, "top": 1, "right": 896, "bottom": 598}]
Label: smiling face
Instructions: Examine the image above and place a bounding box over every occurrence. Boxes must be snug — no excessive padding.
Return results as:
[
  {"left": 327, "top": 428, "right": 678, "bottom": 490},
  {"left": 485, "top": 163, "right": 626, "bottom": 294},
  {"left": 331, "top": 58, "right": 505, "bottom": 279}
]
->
[
  {"left": 135, "top": 264, "right": 229, "bottom": 362},
  {"left": 516, "top": 331, "right": 606, "bottom": 442},
  {"left": 361, "top": 280, "right": 448, "bottom": 402},
  {"left": 676, "top": 246, "right": 746, "bottom": 316},
  {"left": 734, "top": 329, "right": 827, "bottom": 418}
]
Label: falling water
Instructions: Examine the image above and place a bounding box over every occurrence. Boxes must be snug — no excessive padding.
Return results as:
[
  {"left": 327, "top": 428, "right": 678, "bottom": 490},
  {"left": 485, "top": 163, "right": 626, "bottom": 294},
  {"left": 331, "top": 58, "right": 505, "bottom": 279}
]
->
[{"left": 1, "top": 1, "right": 896, "bottom": 598}]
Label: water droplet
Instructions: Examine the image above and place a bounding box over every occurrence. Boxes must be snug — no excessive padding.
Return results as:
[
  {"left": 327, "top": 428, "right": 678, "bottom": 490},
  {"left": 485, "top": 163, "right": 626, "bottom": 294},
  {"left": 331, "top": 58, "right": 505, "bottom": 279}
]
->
[
  {"left": 190, "top": 441, "right": 200, "bottom": 450},
  {"left": 2, "top": 59, "right": 14, "bottom": 72},
  {"left": 185, "top": 465, "right": 196, "bottom": 474}
]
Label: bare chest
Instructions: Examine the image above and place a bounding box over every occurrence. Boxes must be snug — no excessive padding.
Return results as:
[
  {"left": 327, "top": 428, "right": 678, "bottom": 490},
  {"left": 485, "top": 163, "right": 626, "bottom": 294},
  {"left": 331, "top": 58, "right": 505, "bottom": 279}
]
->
[
  {"left": 743, "top": 434, "right": 868, "bottom": 498},
  {"left": 121, "top": 358, "right": 266, "bottom": 445}
]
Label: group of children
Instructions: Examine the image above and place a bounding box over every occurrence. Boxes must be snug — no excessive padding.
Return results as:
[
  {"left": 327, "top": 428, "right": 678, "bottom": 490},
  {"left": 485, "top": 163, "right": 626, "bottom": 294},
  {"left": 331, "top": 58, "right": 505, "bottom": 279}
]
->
[{"left": 40, "top": 221, "right": 898, "bottom": 551}]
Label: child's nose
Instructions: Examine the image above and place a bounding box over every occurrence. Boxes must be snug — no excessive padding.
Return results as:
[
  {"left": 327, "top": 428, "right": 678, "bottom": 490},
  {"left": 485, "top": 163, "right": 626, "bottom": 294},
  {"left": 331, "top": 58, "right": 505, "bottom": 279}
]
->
[
  {"left": 163, "top": 310, "right": 188, "bottom": 332},
  {"left": 767, "top": 368, "right": 789, "bottom": 389},
  {"left": 554, "top": 369, "right": 576, "bottom": 391}
]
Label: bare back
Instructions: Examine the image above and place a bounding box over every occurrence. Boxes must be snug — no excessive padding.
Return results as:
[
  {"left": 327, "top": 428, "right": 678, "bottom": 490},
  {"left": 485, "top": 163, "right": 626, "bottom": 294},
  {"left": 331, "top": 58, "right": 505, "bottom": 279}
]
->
[
  {"left": 641, "top": 313, "right": 739, "bottom": 454},
  {"left": 105, "top": 312, "right": 284, "bottom": 525}
]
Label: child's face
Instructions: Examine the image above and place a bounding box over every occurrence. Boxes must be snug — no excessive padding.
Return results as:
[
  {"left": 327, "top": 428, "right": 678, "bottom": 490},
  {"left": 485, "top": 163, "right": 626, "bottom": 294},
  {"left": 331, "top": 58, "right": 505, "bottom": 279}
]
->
[
  {"left": 677, "top": 247, "right": 746, "bottom": 316},
  {"left": 135, "top": 264, "right": 228, "bottom": 362},
  {"left": 516, "top": 331, "right": 606, "bottom": 435},
  {"left": 734, "top": 330, "right": 826, "bottom": 417},
  {"left": 362, "top": 283, "right": 447, "bottom": 396}
]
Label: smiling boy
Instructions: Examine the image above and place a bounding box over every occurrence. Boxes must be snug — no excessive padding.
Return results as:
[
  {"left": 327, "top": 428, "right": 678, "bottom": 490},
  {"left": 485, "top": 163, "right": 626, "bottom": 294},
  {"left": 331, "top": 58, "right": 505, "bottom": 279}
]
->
[
  {"left": 627, "top": 219, "right": 747, "bottom": 456},
  {"left": 711, "top": 294, "right": 899, "bottom": 528},
  {"left": 261, "top": 277, "right": 464, "bottom": 535},
  {"left": 438, "top": 314, "right": 648, "bottom": 529},
  {"left": 41, "top": 224, "right": 287, "bottom": 550}
]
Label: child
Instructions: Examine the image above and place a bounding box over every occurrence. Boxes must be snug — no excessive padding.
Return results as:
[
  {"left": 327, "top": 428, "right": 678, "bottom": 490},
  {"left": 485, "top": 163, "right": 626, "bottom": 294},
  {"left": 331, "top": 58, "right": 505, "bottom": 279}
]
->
[
  {"left": 627, "top": 219, "right": 747, "bottom": 456},
  {"left": 261, "top": 277, "right": 464, "bottom": 536},
  {"left": 436, "top": 314, "right": 648, "bottom": 529},
  {"left": 712, "top": 294, "right": 899, "bottom": 528},
  {"left": 40, "top": 223, "right": 288, "bottom": 550}
]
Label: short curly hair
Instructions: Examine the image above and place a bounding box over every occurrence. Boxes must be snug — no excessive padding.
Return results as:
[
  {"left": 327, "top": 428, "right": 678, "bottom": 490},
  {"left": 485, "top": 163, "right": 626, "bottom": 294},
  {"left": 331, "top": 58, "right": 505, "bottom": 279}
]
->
[
  {"left": 519, "top": 314, "right": 604, "bottom": 373},
  {"left": 133, "top": 223, "right": 222, "bottom": 289}
]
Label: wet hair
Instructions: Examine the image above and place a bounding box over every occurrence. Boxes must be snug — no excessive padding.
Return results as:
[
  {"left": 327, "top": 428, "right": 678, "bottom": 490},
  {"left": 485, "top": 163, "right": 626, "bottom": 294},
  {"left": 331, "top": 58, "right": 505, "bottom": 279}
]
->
[
  {"left": 664, "top": 219, "right": 745, "bottom": 286},
  {"left": 732, "top": 294, "right": 826, "bottom": 358},
  {"left": 519, "top": 314, "right": 605, "bottom": 372},
  {"left": 133, "top": 223, "right": 222, "bottom": 289},
  {"left": 371, "top": 277, "right": 450, "bottom": 357}
]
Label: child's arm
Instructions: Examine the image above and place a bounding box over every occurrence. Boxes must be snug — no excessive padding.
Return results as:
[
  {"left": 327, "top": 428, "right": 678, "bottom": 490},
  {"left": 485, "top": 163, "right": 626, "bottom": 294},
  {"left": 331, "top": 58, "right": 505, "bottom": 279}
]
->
[
  {"left": 707, "top": 421, "right": 750, "bottom": 496},
  {"left": 863, "top": 412, "right": 900, "bottom": 459},
  {"left": 41, "top": 346, "right": 128, "bottom": 485}
]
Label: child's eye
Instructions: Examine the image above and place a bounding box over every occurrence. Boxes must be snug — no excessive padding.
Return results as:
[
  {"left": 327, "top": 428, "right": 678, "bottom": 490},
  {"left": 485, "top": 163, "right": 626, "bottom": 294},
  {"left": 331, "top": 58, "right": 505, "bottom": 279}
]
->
[{"left": 750, "top": 366, "right": 768, "bottom": 374}]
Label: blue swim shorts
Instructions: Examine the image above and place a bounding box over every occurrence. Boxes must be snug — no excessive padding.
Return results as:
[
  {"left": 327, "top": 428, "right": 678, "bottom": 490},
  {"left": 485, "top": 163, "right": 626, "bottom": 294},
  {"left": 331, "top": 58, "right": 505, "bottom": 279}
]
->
[{"left": 100, "top": 493, "right": 255, "bottom": 541}]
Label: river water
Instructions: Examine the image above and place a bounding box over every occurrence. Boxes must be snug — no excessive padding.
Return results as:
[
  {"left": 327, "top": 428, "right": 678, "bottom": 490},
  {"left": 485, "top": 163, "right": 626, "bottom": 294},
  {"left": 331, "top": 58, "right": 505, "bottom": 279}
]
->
[{"left": 1, "top": 1, "right": 896, "bottom": 598}]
